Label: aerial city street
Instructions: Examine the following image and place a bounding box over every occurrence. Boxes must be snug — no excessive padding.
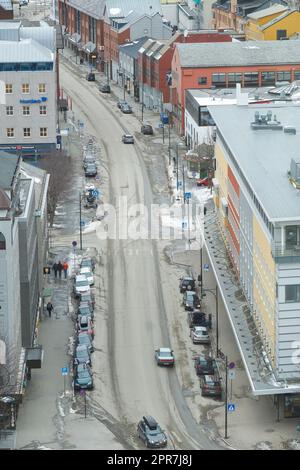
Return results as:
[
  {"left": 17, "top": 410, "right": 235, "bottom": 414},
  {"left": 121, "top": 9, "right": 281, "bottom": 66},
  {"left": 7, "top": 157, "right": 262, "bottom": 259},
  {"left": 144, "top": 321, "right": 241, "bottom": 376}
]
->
[{"left": 1, "top": 0, "right": 300, "bottom": 453}]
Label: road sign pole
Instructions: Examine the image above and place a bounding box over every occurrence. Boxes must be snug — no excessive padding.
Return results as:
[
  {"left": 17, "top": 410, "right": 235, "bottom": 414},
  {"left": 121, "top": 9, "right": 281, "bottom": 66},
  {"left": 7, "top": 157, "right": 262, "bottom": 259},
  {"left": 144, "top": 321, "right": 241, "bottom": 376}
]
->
[
  {"left": 64, "top": 375, "right": 66, "bottom": 396},
  {"left": 225, "top": 355, "right": 228, "bottom": 439}
]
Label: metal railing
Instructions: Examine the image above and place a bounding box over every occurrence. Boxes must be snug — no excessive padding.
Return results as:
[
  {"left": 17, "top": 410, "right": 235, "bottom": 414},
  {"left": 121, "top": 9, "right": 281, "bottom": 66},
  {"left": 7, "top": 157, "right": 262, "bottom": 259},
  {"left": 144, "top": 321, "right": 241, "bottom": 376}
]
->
[{"left": 272, "top": 242, "right": 300, "bottom": 260}]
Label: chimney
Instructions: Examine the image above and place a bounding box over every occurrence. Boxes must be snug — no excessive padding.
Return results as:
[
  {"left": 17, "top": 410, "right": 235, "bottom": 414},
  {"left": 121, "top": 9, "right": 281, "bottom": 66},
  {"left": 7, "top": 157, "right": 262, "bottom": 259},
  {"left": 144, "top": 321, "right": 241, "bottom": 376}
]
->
[{"left": 231, "top": 0, "right": 237, "bottom": 14}]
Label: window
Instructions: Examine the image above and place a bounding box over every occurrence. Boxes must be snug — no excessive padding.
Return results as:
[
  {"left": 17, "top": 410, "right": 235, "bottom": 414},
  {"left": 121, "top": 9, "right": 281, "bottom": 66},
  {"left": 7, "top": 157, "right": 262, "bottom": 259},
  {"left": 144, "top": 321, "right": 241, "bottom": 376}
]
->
[
  {"left": 212, "top": 73, "right": 226, "bottom": 87},
  {"left": 75, "top": 10, "right": 81, "bottom": 34},
  {"left": 227, "top": 72, "right": 242, "bottom": 87},
  {"left": 6, "top": 106, "right": 13, "bottom": 116},
  {"left": 277, "top": 71, "right": 291, "bottom": 82},
  {"left": 38, "top": 83, "right": 46, "bottom": 93},
  {"left": 22, "top": 83, "right": 30, "bottom": 93},
  {"left": 23, "top": 106, "right": 30, "bottom": 116},
  {"left": 39, "top": 105, "right": 47, "bottom": 115},
  {"left": 198, "top": 77, "right": 207, "bottom": 85},
  {"left": 199, "top": 106, "right": 215, "bottom": 126},
  {"left": 285, "top": 226, "right": 300, "bottom": 247},
  {"left": 0, "top": 233, "right": 6, "bottom": 250},
  {"left": 6, "top": 128, "right": 14, "bottom": 138},
  {"left": 285, "top": 285, "right": 300, "bottom": 303},
  {"left": 243, "top": 72, "right": 259, "bottom": 86},
  {"left": 23, "top": 128, "right": 31, "bottom": 138},
  {"left": 261, "top": 71, "right": 275, "bottom": 86},
  {"left": 89, "top": 16, "right": 96, "bottom": 43},
  {"left": 40, "top": 127, "right": 48, "bottom": 137},
  {"left": 5, "top": 83, "right": 12, "bottom": 94},
  {"left": 294, "top": 71, "right": 300, "bottom": 80},
  {"left": 277, "top": 29, "right": 287, "bottom": 40}
]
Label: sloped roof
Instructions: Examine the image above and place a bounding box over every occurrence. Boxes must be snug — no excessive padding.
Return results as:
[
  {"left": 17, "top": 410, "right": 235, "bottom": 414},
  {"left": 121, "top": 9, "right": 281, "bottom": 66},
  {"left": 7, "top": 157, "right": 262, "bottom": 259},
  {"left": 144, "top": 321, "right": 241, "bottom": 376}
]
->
[
  {"left": 119, "top": 36, "right": 149, "bottom": 59},
  {"left": 67, "top": 0, "right": 106, "bottom": 19},
  {"left": 260, "top": 9, "right": 297, "bottom": 30},
  {"left": 0, "top": 0, "right": 13, "bottom": 11},
  {"left": 247, "top": 3, "right": 287, "bottom": 19},
  {"left": 105, "top": 0, "right": 161, "bottom": 19},
  {"left": 0, "top": 153, "right": 19, "bottom": 189},
  {"left": 0, "top": 188, "right": 11, "bottom": 210}
]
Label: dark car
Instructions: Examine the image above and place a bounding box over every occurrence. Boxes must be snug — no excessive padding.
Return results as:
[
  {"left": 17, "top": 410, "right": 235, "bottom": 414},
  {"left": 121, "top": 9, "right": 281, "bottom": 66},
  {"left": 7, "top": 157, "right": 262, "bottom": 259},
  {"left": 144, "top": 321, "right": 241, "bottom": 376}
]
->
[
  {"left": 85, "top": 162, "right": 97, "bottom": 177},
  {"left": 78, "top": 292, "right": 95, "bottom": 310},
  {"left": 179, "top": 276, "right": 195, "bottom": 293},
  {"left": 117, "top": 99, "right": 127, "bottom": 109},
  {"left": 80, "top": 257, "right": 95, "bottom": 272},
  {"left": 141, "top": 124, "right": 153, "bottom": 135},
  {"left": 188, "top": 310, "right": 211, "bottom": 329},
  {"left": 76, "top": 331, "right": 94, "bottom": 353},
  {"left": 120, "top": 103, "right": 132, "bottom": 114},
  {"left": 194, "top": 355, "right": 216, "bottom": 376},
  {"left": 137, "top": 416, "right": 167, "bottom": 448},
  {"left": 77, "top": 302, "right": 94, "bottom": 319},
  {"left": 86, "top": 72, "right": 95, "bottom": 81},
  {"left": 200, "top": 374, "right": 222, "bottom": 398},
  {"left": 74, "top": 344, "right": 91, "bottom": 366},
  {"left": 182, "top": 291, "right": 199, "bottom": 311},
  {"left": 74, "top": 363, "right": 93, "bottom": 390},
  {"left": 99, "top": 84, "right": 111, "bottom": 93},
  {"left": 122, "top": 134, "right": 134, "bottom": 144}
]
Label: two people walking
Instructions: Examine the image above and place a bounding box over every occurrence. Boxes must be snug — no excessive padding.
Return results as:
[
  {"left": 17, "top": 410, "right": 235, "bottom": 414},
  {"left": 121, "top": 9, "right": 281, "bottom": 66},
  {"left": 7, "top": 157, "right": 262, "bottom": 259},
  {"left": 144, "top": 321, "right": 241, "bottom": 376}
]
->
[{"left": 52, "top": 260, "right": 69, "bottom": 279}]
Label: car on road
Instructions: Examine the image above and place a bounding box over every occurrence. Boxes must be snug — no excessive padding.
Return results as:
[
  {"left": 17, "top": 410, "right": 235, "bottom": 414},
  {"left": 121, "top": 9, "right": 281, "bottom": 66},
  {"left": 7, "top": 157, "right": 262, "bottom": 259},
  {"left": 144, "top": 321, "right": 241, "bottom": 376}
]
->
[
  {"left": 76, "top": 331, "right": 94, "bottom": 353},
  {"left": 86, "top": 72, "right": 95, "bottom": 82},
  {"left": 80, "top": 267, "right": 94, "bottom": 286},
  {"left": 117, "top": 99, "right": 127, "bottom": 109},
  {"left": 155, "top": 347, "right": 174, "bottom": 366},
  {"left": 120, "top": 103, "right": 133, "bottom": 114},
  {"left": 200, "top": 375, "right": 222, "bottom": 398},
  {"left": 182, "top": 291, "right": 201, "bottom": 310},
  {"left": 190, "top": 326, "right": 210, "bottom": 344},
  {"left": 141, "top": 124, "right": 153, "bottom": 135},
  {"left": 122, "top": 134, "right": 134, "bottom": 144},
  {"left": 197, "top": 176, "right": 209, "bottom": 187},
  {"left": 85, "top": 162, "right": 97, "bottom": 177},
  {"left": 73, "top": 275, "right": 90, "bottom": 298},
  {"left": 74, "top": 363, "right": 93, "bottom": 390},
  {"left": 77, "top": 302, "right": 94, "bottom": 319},
  {"left": 80, "top": 257, "right": 95, "bottom": 272},
  {"left": 188, "top": 310, "right": 210, "bottom": 329},
  {"left": 77, "top": 315, "right": 94, "bottom": 338},
  {"left": 83, "top": 154, "right": 96, "bottom": 169},
  {"left": 179, "top": 276, "right": 195, "bottom": 293},
  {"left": 99, "top": 83, "right": 111, "bottom": 93},
  {"left": 74, "top": 344, "right": 91, "bottom": 366},
  {"left": 78, "top": 292, "right": 95, "bottom": 309},
  {"left": 137, "top": 416, "right": 167, "bottom": 448},
  {"left": 194, "top": 355, "right": 216, "bottom": 376}
]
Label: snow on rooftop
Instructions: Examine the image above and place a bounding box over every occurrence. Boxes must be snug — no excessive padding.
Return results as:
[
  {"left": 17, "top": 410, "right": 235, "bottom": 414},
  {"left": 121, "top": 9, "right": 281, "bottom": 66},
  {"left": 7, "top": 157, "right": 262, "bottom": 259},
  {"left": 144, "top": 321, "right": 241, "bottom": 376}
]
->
[{"left": 109, "top": 7, "right": 121, "bottom": 15}]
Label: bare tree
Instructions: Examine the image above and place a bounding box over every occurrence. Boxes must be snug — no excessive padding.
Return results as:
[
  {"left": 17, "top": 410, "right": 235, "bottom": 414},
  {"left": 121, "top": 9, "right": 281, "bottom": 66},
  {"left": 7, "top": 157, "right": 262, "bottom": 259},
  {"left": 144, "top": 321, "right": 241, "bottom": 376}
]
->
[{"left": 38, "top": 150, "right": 73, "bottom": 227}]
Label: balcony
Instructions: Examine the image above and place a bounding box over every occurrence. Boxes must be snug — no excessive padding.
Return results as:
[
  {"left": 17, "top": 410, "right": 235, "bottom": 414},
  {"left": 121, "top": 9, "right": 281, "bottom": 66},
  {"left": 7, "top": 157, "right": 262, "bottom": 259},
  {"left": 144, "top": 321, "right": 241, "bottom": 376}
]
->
[{"left": 272, "top": 242, "right": 300, "bottom": 263}]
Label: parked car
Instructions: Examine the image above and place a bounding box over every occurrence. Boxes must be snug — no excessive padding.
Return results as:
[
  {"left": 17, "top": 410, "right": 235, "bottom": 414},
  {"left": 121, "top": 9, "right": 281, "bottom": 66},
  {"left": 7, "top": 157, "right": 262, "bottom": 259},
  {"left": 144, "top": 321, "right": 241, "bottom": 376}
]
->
[
  {"left": 86, "top": 72, "right": 95, "bottom": 82},
  {"left": 77, "top": 302, "right": 94, "bottom": 319},
  {"left": 179, "top": 276, "right": 195, "bottom": 293},
  {"left": 77, "top": 315, "right": 94, "bottom": 338},
  {"left": 197, "top": 176, "right": 209, "bottom": 187},
  {"left": 122, "top": 134, "right": 134, "bottom": 144},
  {"left": 188, "top": 310, "right": 211, "bottom": 329},
  {"left": 74, "top": 344, "right": 91, "bottom": 366},
  {"left": 190, "top": 326, "right": 210, "bottom": 344},
  {"left": 137, "top": 416, "right": 167, "bottom": 448},
  {"left": 73, "top": 275, "right": 90, "bottom": 298},
  {"left": 99, "top": 84, "right": 111, "bottom": 93},
  {"left": 183, "top": 291, "right": 200, "bottom": 310},
  {"left": 141, "top": 124, "right": 153, "bottom": 135},
  {"left": 76, "top": 331, "right": 94, "bottom": 353},
  {"left": 80, "top": 267, "right": 94, "bottom": 286},
  {"left": 85, "top": 162, "right": 97, "bottom": 177},
  {"left": 80, "top": 257, "right": 95, "bottom": 272},
  {"left": 83, "top": 154, "right": 96, "bottom": 169},
  {"left": 19, "top": 0, "right": 29, "bottom": 6},
  {"left": 74, "top": 363, "right": 93, "bottom": 390},
  {"left": 155, "top": 347, "right": 174, "bottom": 367},
  {"left": 117, "top": 99, "right": 127, "bottom": 109},
  {"left": 78, "top": 292, "right": 95, "bottom": 309},
  {"left": 120, "top": 103, "right": 132, "bottom": 114},
  {"left": 194, "top": 355, "right": 216, "bottom": 376},
  {"left": 200, "top": 374, "right": 222, "bottom": 398}
]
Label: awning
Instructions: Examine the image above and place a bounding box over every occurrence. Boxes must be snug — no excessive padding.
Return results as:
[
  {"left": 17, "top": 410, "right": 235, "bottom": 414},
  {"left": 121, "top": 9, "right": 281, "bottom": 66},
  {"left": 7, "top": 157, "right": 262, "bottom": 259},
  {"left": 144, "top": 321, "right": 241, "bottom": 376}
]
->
[
  {"left": 26, "top": 346, "right": 43, "bottom": 369},
  {"left": 69, "top": 32, "right": 81, "bottom": 44},
  {"left": 82, "top": 41, "right": 96, "bottom": 54}
]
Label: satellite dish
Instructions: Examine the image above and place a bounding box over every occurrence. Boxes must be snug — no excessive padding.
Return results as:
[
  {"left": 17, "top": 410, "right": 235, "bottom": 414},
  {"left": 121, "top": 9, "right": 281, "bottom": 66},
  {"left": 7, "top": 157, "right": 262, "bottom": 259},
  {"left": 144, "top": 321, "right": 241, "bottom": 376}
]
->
[{"left": 184, "top": 29, "right": 188, "bottom": 38}]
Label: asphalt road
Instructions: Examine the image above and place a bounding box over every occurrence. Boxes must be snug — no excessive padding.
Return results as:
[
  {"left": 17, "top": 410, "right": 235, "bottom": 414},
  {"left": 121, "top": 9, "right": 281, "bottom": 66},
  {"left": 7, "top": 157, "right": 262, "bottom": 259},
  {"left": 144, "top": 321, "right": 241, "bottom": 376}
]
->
[{"left": 59, "top": 62, "right": 221, "bottom": 450}]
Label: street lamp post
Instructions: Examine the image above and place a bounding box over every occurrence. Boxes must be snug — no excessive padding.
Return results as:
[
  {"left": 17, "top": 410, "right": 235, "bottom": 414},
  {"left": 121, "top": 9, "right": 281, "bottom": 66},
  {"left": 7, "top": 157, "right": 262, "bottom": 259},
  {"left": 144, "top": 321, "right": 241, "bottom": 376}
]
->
[
  {"left": 225, "top": 355, "right": 228, "bottom": 439},
  {"left": 168, "top": 112, "right": 171, "bottom": 165},
  {"left": 79, "top": 192, "right": 83, "bottom": 251},
  {"left": 123, "top": 70, "right": 126, "bottom": 101},
  {"left": 199, "top": 285, "right": 219, "bottom": 356}
]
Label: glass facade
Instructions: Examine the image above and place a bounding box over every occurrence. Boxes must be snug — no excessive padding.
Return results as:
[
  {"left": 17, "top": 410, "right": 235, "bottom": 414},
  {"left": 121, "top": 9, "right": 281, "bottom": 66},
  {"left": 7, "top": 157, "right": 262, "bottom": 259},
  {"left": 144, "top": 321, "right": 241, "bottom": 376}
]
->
[{"left": 261, "top": 71, "right": 275, "bottom": 86}]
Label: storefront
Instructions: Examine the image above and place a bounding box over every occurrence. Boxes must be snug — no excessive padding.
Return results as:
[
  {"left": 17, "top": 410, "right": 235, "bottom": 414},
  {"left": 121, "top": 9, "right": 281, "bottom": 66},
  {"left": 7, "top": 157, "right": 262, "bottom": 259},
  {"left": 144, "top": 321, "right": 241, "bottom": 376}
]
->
[{"left": 284, "top": 394, "right": 300, "bottom": 418}]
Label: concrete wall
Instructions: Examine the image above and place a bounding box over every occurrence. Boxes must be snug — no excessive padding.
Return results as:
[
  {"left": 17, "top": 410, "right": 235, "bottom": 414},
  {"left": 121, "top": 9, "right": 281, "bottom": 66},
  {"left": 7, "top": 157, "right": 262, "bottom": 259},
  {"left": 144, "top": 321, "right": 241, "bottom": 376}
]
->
[{"left": 130, "top": 14, "right": 172, "bottom": 41}]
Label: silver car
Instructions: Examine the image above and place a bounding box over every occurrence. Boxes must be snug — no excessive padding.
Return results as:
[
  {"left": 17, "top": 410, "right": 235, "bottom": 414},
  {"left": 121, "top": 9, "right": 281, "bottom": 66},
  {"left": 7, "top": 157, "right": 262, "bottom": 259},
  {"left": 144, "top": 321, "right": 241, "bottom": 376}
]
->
[{"left": 190, "top": 326, "right": 210, "bottom": 344}]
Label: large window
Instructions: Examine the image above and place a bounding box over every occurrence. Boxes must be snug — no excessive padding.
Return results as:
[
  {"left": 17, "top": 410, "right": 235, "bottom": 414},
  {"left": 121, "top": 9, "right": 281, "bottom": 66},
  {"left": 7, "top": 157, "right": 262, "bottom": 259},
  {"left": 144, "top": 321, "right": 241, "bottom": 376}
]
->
[
  {"left": 39, "top": 105, "right": 47, "bottom": 115},
  {"left": 22, "top": 83, "right": 30, "bottom": 94},
  {"left": 23, "top": 128, "right": 31, "bottom": 138},
  {"left": 5, "top": 83, "right": 12, "bottom": 94},
  {"left": 243, "top": 72, "right": 259, "bottom": 86},
  {"left": 6, "top": 106, "right": 13, "bottom": 116},
  {"left": 75, "top": 10, "right": 81, "bottom": 34},
  {"left": 40, "top": 127, "right": 48, "bottom": 137},
  {"left": 38, "top": 83, "right": 46, "bottom": 93},
  {"left": 212, "top": 73, "right": 226, "bottom": 87},
  {"left": 89, "top": 16, "right": 96, "bottom": 43},
  {"left": 286, "top": 226, "right": 300, "bottom": 247},
  {"left": 23, "top": 106, "right": 30, "bottom": 116},
  {"left": 6, "top": 128, "right": 14, "bottom": 138},
  {"left": 285, "top": 285, "right": 300, "bottom": 303},
  {"left": 261, "top": 71, "right": 275, "bottom": 86},
  {"left": 277, "top": 71, "right": 291, "bottom": 82},
  {"left": 227, "top": 72, "right": 242, "bottom": 87},
  {"left": 199, "top": 106, "right": 215, "bottom": 126},
  {"left": 294, "top": 71, "right": 300, "bottom": 80}
]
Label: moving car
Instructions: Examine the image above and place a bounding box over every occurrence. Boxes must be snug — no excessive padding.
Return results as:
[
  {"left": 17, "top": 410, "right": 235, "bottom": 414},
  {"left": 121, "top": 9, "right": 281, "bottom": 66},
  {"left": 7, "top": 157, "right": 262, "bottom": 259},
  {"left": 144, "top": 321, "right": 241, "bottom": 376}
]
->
[
  {"left": 137, "top": 416, "right": 167, "bottom": 448},
  {"left": 141, "top": 124, "right": 153, "bottom": 135},
  {"left": 197, "top": 176, "right": 209, "bottom": 187},
  {"left": 83, "top": 154, "right": 96, "bottom": 169},
  {"left": 179, "top": 276, "right": 195, "bottom": 293},
  {"left": 76, "top": 331, "right": 94, "bottom": 353},
  {"left": 85, "top": 162, "right": 97, "bottom": 177},
  {"left": 74, "top": 344, "right": 91, "bottom": 366},
  {"left": 200, "top": 375, "right": 222, "bottom": 398},
  {"left": 77, "top": 315, "right": 94, "bottom": 338},
  {"left": 73, "top": 275, "right": 90, "bottom": 298},
  {"left": 80, "top": 267, "right": 94, "bottom": 286},
  {"left": 155, "top": 347, "right": 174, "bottom": 366},
  {"left": 99, "top": 84, "right": 111, "bottom": 93},
  {"left": 77, "top": 302, "right": 94, "bottom": 319},
  {"left": 117, "top": 99, "right": 127, "bottom": 109},
  {"left": 194, "top": 355, "right": 216, "bottom": 376},
  {"left": 74, "top": 363, "right": 93, "bottom": 390},
  {"left": 182, "top": 291, "right": 200, "bottom": 310},
  {"left": 188, "top": 310, "right": 211, "bottom": 329},
  {"left": 86, "top": 72, "right": 95, "bottom": 82},
  {"left": 190, "top": 326, "right": 210, "bottom": 344},
  {"left": 120, "top": 103, "right": 132, "bottom": 114},
  {"left": 122, "top": 134, "right": 134, "bottom": 144}
]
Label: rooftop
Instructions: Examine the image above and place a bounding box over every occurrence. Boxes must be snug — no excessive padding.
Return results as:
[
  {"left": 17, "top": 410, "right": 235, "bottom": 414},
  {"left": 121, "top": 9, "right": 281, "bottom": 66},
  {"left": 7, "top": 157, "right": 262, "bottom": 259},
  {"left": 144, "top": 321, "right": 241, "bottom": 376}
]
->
[
  {"left": 0, "top": 0, "right": 12, "bottom": 10},
  {"left": 260, "top": 9, "right": 296, "bottom": 30},
  {"left": 176, "top": 40, "right": 300, "bottom": 68},
  {"left": 0, "top": 38, "right": 53, "bottom": 62},
  {"left": 67, "top": 0, "right": 106, "bottom": 19},
  {"left": 0, "top": 153, "right": 19, "bottom": 189},
  {"left": 105, "top": 0, "right": 162, "bottom": 19},
  {"left": 119, "top": 36, "right": 149, "bottom": 59},
  {"left": 247, "top": 3, "right": 287, "bottom": 19},
  {"left": 208, "top": 104, "right": 300, "bottom": 221}
]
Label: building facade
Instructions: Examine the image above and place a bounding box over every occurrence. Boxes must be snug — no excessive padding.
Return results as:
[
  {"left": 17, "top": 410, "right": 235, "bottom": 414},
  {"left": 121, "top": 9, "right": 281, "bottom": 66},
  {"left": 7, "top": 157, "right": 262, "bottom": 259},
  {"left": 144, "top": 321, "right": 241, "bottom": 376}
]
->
[
  {"left": 0, "top": 0, "right": 13, "bottom": 20},
  {"left": 245, "top": 8, "right": 300, "bottom": 40}
]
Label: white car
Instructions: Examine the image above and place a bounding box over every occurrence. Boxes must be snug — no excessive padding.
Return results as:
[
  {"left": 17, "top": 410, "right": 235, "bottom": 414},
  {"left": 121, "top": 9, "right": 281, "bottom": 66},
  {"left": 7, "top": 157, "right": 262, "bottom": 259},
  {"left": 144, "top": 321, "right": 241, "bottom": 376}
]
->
[
  {"left": 73, "top": 275, "right": 90, "bottom": 298},
  {"left": 80, "top": 267, "right": 94, "bottom": 286},
  {"left": 190, "top": 326, "right": 210, "bottom": 344}
]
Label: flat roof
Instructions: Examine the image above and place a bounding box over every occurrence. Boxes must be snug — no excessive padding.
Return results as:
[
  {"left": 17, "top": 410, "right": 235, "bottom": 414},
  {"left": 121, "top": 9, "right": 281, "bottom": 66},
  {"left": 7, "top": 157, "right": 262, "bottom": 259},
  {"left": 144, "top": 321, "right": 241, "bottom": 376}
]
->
[
  {"left": 208, "top": 103, "right": 300, "bottom": 221},
  {"left": 0, "top": 38, "right": 53, "bottom": 62}
]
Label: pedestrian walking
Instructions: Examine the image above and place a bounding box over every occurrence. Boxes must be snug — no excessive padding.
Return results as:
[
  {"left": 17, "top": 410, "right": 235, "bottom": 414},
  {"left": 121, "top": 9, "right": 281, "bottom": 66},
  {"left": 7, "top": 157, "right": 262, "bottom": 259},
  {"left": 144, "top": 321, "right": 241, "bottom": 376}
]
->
[
  {"left": 57, "top": 261, "right": 63, "bottom": 279},
  {"left": 63, "top": 261, "right": 69, "bottom": 279},
  {"left": 53, "top": 262, "right": 58, "bottom": 278},
  {"left": 46, "top": 301, "right": 53, "bottom": 318}
]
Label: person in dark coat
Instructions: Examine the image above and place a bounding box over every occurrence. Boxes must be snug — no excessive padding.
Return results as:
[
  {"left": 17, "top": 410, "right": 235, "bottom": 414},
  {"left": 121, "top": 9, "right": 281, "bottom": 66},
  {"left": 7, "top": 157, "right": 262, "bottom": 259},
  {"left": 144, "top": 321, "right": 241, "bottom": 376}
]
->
[
  {"left": 57, "top": 261, "right": 63, "bottom": 279},
  {"left": 46, "top": 302, "right": 53, "bottom": 318},
  {"left": 53, "top": 262, "right": 58, "bottom": 278}
]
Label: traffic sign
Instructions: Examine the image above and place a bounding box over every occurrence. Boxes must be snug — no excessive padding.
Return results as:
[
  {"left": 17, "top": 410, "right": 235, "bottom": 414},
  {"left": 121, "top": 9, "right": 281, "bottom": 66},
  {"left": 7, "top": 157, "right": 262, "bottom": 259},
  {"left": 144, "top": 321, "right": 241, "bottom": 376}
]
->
[
  {"left": 184, "top": 192, "right": 192, "bottom": 200},
  {"left": 92, "top": 189, "right": 99, "bottom": 198},
  {"left": 72, "top": 241, "right": 77, "bottom": 247},
  {"left": 228, "top": 370, "right": 236, "bottom": 380},
  {"left": 80, "top": 220, "right": 85, "bottom": 227},
  {"left": 61, "top": 367, "right": 69, "bottom": 376},
  {"left": 203, "top": 263, "right": 209, "bottom": 272},
  {"left": 182, "top": 222, "right": 187, "bottom": 229},
  {"left": 228, "top": 403, "right": 235, "bottom": 412},
  {"left": 228, "top": 362, "right": 235, "bottom": 369}
]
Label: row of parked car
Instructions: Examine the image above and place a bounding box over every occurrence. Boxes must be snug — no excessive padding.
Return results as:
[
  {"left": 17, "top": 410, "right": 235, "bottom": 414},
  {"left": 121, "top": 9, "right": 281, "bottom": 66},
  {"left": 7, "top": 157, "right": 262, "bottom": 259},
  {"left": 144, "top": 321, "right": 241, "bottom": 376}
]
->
[
  {"left": 179, "top": 276, "right": 222, "bottom": 399},
  {"left": 72, "top": 257, "right": 96, "bottom": 391}
]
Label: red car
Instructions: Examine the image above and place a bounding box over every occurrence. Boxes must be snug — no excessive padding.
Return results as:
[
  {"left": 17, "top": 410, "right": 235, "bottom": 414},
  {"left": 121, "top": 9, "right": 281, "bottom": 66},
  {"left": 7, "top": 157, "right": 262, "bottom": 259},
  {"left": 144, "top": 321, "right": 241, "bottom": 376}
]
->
[
  {"left": 196, "top": 177, "right": 209, "bottom": 187},
  {"left": 200, "top": 374, "right": 222, "bottom": 398}
]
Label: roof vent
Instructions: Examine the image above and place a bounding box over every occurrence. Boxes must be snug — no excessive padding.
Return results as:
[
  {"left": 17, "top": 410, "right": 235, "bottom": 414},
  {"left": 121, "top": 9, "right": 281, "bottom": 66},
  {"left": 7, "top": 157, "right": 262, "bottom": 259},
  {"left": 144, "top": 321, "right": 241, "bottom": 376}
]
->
[
  {"left": 289, "top": 158, "right": 300, "bottom": 189},
  {"left": 284, "top": 126, "right": 296, "bottom": 135},
  {"left": 251, "top": 111, "right": 283, "bottom": 130}
]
